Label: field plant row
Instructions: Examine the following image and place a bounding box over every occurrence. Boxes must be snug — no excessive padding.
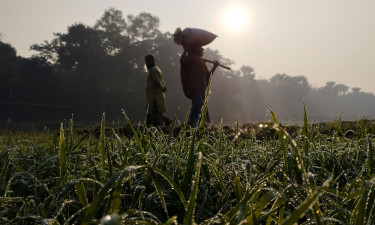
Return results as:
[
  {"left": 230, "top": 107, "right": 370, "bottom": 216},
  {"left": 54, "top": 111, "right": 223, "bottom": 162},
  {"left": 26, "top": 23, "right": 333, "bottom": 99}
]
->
[{"left": 0, "top": 108, "right": 375, "bottom": 224}]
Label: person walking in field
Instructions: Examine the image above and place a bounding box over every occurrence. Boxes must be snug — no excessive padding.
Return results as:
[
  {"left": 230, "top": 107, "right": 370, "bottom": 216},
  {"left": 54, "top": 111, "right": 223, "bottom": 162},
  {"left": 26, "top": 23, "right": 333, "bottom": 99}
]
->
[
  {"left": 180, "top": 45, "right": 219, "bottom": 127},
  {"left": 145, "top": 55, "right": 171, "bottom": 126}
]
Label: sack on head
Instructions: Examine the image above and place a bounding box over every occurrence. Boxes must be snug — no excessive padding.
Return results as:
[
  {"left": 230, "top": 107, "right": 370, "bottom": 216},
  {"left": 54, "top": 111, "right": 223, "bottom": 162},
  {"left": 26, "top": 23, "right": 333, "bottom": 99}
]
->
[{"left": 173, "top": 27, "right": 217, "bottom": 48}]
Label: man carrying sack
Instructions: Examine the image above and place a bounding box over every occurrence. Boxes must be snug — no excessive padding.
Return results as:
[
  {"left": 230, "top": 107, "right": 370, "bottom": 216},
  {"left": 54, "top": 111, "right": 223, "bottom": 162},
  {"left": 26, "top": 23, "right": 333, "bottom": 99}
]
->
[
  {"left": 174, "top": 27, "right": 220, "bottom": 127},
  {"left": 180, "top": 46, "right": 219, "bottom": 127}
]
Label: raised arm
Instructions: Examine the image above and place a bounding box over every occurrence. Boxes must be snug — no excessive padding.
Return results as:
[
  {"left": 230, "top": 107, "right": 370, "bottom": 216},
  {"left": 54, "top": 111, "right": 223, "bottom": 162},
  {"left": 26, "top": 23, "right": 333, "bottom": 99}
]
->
[
  {"left": 209, "top": 60, "right": 220, "bottom": 76},
  {"left": 180, "top": 48, "right": 188, "bottom": 65}
]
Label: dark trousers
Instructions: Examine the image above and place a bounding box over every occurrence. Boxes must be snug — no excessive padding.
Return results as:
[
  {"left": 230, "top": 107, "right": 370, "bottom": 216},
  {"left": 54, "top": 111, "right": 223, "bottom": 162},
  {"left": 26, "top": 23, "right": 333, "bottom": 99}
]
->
[
  {"left": 187, "top": 94, "right": 210, "bottom": 127},
  {"left": 146, "top": 100, "right": 171, "bottom": 126}
]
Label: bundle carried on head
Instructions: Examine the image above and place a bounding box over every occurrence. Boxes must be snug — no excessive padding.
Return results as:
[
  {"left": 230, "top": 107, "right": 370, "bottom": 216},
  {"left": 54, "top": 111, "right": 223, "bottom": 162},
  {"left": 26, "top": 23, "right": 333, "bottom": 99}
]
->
[{"left": 173, "top": 27, "right": 217, "bottom": 48}]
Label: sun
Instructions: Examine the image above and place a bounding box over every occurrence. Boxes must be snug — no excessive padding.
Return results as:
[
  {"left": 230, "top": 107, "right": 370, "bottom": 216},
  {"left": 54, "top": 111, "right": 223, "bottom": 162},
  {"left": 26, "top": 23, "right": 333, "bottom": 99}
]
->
[{"left": 223, "top": 6, "right": 249, "bottom": 32}]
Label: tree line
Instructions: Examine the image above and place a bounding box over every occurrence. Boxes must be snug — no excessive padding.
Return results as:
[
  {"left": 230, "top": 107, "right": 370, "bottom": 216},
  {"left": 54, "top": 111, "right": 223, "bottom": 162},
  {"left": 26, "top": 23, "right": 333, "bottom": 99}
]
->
[{"left": 1, "top": 8, "right": 375, "bottom": 124}]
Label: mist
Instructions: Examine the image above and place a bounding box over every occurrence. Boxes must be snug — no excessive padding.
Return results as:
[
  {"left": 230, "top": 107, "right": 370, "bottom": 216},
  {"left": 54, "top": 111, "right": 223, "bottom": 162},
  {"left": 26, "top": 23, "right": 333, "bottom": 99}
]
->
[{"left": 1, "top": 8, "right": 374, "bottom": 125}]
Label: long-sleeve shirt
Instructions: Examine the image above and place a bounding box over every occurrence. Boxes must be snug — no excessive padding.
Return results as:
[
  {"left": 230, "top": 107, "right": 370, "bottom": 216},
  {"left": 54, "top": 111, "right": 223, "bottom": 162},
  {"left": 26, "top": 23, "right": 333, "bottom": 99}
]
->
[
  {"left": 180, "top": 53, "right": 210, "bottom": 98},
  {"left": 146, "top": 65, "right": 167, "bottom": 114}
]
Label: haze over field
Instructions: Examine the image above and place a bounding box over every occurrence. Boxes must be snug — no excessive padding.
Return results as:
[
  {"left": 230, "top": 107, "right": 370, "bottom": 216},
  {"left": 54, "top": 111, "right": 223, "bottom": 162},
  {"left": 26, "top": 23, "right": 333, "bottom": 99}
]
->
[
  {"left": 2, "top": 1, "right": 375, "bottom": 124},
  {"left": 1, "top": 0, "right": 375, "bottom": 93},
  {"left": 2, "top": 2, "right": 375, "bottom": 224}
]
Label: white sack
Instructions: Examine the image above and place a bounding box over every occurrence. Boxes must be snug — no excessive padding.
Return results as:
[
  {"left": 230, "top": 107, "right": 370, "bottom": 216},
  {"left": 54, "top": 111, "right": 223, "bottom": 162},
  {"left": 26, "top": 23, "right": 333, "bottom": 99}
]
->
[{"left": 173, "top": 27, "right": 217, "bottom": 48}]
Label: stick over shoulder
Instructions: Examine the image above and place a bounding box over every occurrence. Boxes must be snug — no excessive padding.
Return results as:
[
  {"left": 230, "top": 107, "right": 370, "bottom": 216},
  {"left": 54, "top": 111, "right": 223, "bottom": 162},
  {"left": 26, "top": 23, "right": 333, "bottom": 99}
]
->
[{"left": 203, "top": 59, "right": 231, "bottom": 70}]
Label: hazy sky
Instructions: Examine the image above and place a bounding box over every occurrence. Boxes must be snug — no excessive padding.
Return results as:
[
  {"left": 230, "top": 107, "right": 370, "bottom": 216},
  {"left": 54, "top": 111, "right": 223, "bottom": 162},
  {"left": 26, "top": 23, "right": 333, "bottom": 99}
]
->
[{"left": 1, "top": 0, "right": 375, "bottom": 93}]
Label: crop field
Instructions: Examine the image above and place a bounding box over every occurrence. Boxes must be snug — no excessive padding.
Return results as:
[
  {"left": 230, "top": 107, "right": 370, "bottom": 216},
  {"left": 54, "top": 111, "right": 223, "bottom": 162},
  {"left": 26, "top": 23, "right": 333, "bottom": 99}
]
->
[{"left": 0, "top": 110, "right": 375, "bottom": 224}]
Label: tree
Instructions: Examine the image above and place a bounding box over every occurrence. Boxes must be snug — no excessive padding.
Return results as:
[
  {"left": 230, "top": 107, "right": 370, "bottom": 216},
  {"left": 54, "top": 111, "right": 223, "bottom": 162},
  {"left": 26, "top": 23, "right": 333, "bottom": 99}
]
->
[
  {"left": 30, "top": 39, "right": 59, "bottom": 65},
  {"left": 321, "top": 81, "right": 338, "bottom": 96},
  {"left": 95, "top": 8, "right": 127, "bottom": 35},
  {"left": 94, "top": 7, "right": 129, "bottom": 56},
  {"left": 17, "top": 56, "right": 62, "bottom": 104},
  {"left": 335, "top": 84, "right": 349, "bottom": 96},
  {"left": 0, "top": 41, "right": 19, "bottom": 102},
  {"left": 352, "top": 87, "right": 361, "bottom": 94},
  {"left": 268, "top": 74, "right": 311, "bottom": 120},
  {"left": 126, "top": 12, "right": 161, "bottom": 42},
  {"left": 240, "top": 65, "right": 255, "bottom": 83},
  {"left": 56, "top": 24, "right": 106, "bottom": 72}
]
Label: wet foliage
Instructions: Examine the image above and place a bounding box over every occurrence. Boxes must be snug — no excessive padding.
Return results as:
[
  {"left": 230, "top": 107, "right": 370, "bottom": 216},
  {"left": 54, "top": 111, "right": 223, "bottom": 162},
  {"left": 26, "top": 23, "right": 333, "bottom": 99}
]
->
[{"left": 0, "top": 115, "right": 375, "bottom": 224}]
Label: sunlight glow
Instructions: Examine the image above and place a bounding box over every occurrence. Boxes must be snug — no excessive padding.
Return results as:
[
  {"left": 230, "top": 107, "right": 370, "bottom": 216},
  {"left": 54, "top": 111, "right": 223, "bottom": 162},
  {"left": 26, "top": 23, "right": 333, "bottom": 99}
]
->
[{"left": 223, "top": 6, "right": 249, "bottom": 32}]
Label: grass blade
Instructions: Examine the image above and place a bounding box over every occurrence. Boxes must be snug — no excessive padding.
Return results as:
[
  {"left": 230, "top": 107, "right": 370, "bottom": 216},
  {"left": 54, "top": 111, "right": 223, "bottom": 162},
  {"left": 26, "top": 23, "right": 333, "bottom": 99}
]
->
[
  {"left": 167, "top": 108, "right": 180, "bottom": 145},
  {"left": 81, "top": 166, "right": 145, "bottom": 225},
  {"left": 153, "top": 167, "right": 188, "bottom": 209},
  {"left": 199, "top": 76, "right": 212, "bottom": 135},
  {"left": 351, "top": 179, "right": 375, "bottom": 225},
  {"left": 109, "top": 178, "right": 123, "bottom": 214},
  {"left": 59, "top": 123, "right": 67, "bottom": 185},
  {"left": 366, "top": 135, "right": 374, "bottom": 177},
  {"left": 303, "top": 101, "right": 308, "bottom": 136},
  {"left": 269, "top": 110, "right": 288, "bottom": 173},
  {"left": 122, "top": 109, "right": 148, "bottom": 164},
  {"left": 150, "top": 168, "right": 170, "bottom": 218},
  {"left": 162, "top": 216, "right": 177, "bottom": 225},
  {"left": 280, "top": 191, "right": 320, "bottom": 225},
  {"left": 75, "top": 182, "right": 88, "bottom": 207},
  {"left": 333, "top": 113, "right": 343, "bottom": 143},
  {"left": 100, "top": 113, "right": 106, "bottom": 180},
  {"left": 183, "top": 149, "right": 203, "bottom": 225},
  {"left": 246, "top": 191, "right": 275, "bottom": 224},
  {"left": 266, "top": 197, "right": 286, "bottom": 225},
  {"left": 234, "top": 177, "right": 242, "bottom": 202},
  {"left": 182, "top": 133, "right": 196, "bottom": 198},
  {"left": 0, "top": 153, "right": 10, "bottom": 193}
]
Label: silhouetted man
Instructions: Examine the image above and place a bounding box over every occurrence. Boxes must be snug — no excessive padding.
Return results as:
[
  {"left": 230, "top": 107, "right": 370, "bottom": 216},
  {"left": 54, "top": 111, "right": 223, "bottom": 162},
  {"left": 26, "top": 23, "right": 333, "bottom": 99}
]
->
[
  {"left": 145, "top": 55, "right": 171, "bottom": 126},
  {"left": 180, "top": 46, "right": 219, "bottom": 127}
]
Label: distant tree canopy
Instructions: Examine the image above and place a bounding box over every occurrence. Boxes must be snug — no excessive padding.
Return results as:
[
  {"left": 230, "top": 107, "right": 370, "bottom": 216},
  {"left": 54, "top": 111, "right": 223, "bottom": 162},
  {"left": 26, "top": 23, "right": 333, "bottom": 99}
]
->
[{"left": 1, "top": 8, "right": 375, "bottom": 124}]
